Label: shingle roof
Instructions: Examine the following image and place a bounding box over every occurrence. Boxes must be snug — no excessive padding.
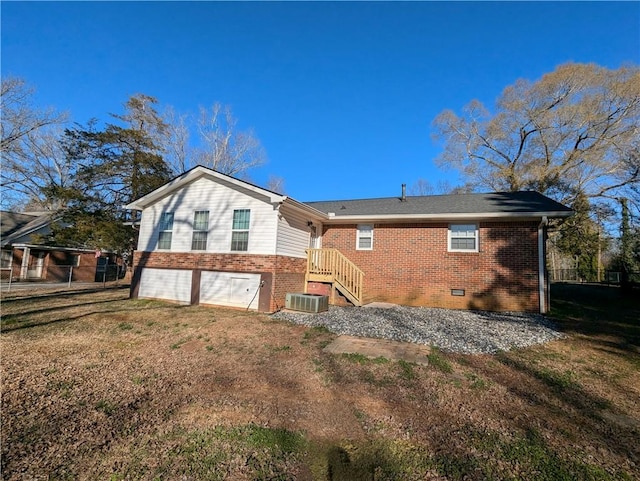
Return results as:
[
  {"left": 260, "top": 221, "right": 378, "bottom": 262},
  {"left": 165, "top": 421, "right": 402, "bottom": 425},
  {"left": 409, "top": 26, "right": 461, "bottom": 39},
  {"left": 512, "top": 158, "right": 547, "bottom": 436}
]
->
[
  {"left": 304, "top": 191, "right": 572, "bottom": 218},
  {"left": 0, "top": 211, "right": 57, "bottom": 247}
]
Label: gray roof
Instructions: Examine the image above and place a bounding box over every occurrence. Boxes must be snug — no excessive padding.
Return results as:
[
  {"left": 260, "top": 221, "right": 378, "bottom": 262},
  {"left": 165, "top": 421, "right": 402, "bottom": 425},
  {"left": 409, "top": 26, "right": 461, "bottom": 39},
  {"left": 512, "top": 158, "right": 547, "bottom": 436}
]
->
[
  {"left": 304, "top": 191, "right": 572, "bottom": 218},
  {"left": 0, "top": 211, "right": 57, "bottom": 247},
  {"left": 1, "top": 211, "right": 43, "bottom": 236}
]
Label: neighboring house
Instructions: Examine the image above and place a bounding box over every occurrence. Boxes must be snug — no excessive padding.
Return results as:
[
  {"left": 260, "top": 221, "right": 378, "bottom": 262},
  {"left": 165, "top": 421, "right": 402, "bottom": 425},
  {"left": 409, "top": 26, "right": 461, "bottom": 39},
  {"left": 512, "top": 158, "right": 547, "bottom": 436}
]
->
[
  {"left": 0, "top": 211, "right": 120, "bottom": 282},
  {"left": 126, "top": 166, "right": 572, "bottom": 314}
]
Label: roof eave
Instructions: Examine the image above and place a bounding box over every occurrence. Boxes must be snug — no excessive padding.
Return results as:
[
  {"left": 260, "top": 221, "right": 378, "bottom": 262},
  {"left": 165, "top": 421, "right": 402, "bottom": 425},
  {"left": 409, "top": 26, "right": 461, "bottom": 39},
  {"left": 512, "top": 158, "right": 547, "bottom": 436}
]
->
[
  {"left": 1, "top": 215, "right": 62, "bottom": 246},
  {"left": 8, "top": 243, "right": 108, "bottom": 253},
  {"left": 126, "top": 166, "right": 286, "bottom": 210},
  {"left": 322, "top": 211, "right": 573, "bottom": 223},
  {"left": 281, "top": 198, "right": 329, "bottom": 220}
]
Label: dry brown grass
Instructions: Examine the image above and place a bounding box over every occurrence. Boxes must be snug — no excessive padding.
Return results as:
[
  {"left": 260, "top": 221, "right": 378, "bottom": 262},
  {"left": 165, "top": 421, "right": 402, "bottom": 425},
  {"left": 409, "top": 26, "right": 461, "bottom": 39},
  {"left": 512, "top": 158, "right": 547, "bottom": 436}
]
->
[{"left": 1, "top": 284, "right": 639, "bottom": 480}]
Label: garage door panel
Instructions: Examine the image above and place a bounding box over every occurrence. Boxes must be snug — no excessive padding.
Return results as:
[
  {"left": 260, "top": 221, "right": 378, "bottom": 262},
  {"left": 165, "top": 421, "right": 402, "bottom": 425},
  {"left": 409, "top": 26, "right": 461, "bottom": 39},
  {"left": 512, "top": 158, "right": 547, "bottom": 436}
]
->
[
  {"left": 199, "top": 274, "right": 229, "bottom": 303},
  {"left": 139, "top": 268, "right": 192, "bottom": 303},
  {"left": 200, "top": 271, "right": 260, "bottom": 310}
]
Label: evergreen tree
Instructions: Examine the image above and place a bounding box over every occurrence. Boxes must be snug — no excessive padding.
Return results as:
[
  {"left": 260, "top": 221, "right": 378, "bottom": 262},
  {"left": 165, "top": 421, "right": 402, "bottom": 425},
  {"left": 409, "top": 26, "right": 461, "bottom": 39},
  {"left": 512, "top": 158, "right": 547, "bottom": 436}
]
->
[
  {"left": 553, "top": 193, "right": 601, "bottom": 282},
  {"left": 48, "top": 95, "right": 172, "bottom": 254}
]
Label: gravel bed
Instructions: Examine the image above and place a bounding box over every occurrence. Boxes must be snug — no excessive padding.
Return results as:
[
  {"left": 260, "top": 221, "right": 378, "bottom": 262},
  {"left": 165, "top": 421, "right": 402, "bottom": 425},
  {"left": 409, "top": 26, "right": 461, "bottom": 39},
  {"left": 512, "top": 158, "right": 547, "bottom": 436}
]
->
[{"left": 273, "top": 305, "right": 565, "bottom": 354}]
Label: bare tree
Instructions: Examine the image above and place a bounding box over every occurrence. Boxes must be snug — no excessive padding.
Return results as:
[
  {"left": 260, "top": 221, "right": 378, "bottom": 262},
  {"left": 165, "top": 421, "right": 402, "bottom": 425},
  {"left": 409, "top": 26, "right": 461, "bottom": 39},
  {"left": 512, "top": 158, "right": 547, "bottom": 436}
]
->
[
  {"left": 408, "top": 179, "right": 435, "bottom": 196},
  {"left": 433, "top": 63, "right": 640, "bottom": 277},
  {"left": 160, "top": 103, "right": 266, "bottom": 177},
  {"left": 265, "top": 175, "right": 286, "bottom": 194},
  {"left": 162, "top": 106, "right": 191, "bottom": 174},
  {"left": 1, "top": 77, "right": 69, "bottom": 210},
  {"left": 432, "top": 63, "right": 640, "bottom": 210},
  {"left": 408, "top": 178, "right": 466, "bottom": 196},
  {"left": 190, "top": 103, "right": 266, "bottom": 176}
]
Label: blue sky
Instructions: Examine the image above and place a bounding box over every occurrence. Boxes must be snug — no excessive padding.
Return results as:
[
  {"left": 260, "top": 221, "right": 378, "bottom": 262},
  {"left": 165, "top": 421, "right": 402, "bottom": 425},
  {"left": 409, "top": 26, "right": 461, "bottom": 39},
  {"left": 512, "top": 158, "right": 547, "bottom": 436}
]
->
[{"left": 2, "top": 1, "right": 639, "bottom": 202}]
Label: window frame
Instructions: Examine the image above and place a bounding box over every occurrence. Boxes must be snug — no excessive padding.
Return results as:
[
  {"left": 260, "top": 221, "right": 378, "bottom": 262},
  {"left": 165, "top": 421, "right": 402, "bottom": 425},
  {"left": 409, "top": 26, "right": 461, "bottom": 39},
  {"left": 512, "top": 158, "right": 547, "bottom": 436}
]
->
[
  {"left": 1, "top": 250, "right": 13, "bottom": 269},
  {"left": 448, "top": 223, "right": 479, "bottom": 252},
  {"left": 356, "top": 224, "right": 374, "bottom": 251},
  {"left": 230, "top": 209, "right": 251, "bottom": 252},
  {"left": 157, "top": 212, "right": 174, "bottom": 250},
  {"left": 191, "top": 210, "right": 210, "bottom": 251}
]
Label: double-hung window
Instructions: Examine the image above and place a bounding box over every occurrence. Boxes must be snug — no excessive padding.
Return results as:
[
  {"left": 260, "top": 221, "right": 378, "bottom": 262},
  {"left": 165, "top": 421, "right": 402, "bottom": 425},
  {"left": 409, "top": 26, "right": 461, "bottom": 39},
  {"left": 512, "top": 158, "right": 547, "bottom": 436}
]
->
[
  {"left": 191, "top": 211, "right": 209, "bottom": 250},
  {"left": 157, "top": 212, "right": 174, "bottom": 250},
  {"left": 448, "top": 224, "right": 478, "bottom": 252},
  {"left": 356, "top": 224, "right": 374, "bottom": 250},
  {"left": 231, "top": 209, "right": 250, "bottom": 251}
]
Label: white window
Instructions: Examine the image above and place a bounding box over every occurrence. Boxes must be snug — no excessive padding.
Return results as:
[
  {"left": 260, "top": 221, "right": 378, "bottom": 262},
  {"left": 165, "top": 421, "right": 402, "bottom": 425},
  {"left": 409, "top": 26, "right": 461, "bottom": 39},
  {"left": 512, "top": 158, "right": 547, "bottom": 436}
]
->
[
  {"left": 448, "top": 224, "right": 478, "bottom": 252},
  {"left": 191, "top": 211, "right": 209, "bottom": 251},
  {"left": 71, "top": 254, "right": 81, "bottom": 266},
  {"left": 157, "top": 212, "right": 174, "bottom": 250},
  {"left": 356, "top": 224, "right": 373, "bottom": 250},
  {"left": 231, "top": 209, "right": 250, "bottom": 251}
]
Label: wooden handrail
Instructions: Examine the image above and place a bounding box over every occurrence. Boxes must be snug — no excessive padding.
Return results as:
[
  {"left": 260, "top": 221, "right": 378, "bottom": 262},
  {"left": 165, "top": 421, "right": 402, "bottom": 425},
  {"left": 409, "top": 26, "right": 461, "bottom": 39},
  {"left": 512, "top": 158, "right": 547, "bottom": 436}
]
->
[{"left": 306, "top": 248, "right": 364, "bottom": 305}]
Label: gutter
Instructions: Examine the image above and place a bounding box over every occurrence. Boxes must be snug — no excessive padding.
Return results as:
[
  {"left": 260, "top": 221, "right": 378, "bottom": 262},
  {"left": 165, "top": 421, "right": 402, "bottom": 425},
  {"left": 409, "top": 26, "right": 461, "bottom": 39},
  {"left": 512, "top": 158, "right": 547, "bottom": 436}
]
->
[
  {"left": 321, "top": 211, "right": 573, "bottom": 223},
  {"left": 538, "top": 216, "right": 548, "bottom": 314},
  {"left": 9, "top": 243, "right": 109, "bottom": 254},
  {"left": 281, "top": 197, "right": 328, "bottom": 220}
]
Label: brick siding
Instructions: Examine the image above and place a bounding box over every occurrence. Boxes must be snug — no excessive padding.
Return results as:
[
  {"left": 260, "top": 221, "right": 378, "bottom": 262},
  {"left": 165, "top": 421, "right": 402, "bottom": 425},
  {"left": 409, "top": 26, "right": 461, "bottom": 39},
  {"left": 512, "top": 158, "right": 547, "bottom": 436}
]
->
[
  {"left": 271, "top": 255, "right": 307, "bottom": 311},
  {"left": 3, "top": 249, "right": 105, "bottom": 282},
  {"left": 45, "top": 251, "right": 103, "bottom": 282},
  {"left": 306, "top": 281, "right": 352, "bottom": 306},
  {"left": 133, "top": 251, "right": 279, "bottom": 272},
  {"left": 321, "top": 221, "right": 540, "bottom": 312}
]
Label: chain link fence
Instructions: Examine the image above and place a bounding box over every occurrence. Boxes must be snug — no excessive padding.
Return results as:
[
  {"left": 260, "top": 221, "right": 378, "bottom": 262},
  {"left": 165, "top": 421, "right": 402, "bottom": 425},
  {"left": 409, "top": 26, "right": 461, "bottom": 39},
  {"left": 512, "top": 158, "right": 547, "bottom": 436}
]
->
[
  {"left": 1, "top": 264, "right": 128, "bottom": 292},
  {"left": 549, "top": 269, "right": 640, "bottom": 284},
  {"left": 46, "top": 264, "right": 127, "bottom": 283}
]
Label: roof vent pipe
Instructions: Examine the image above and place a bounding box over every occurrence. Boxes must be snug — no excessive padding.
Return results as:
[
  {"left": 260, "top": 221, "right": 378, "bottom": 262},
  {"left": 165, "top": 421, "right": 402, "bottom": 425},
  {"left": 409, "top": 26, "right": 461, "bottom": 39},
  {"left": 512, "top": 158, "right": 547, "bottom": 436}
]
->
[{"left": 401, "top": 184, "right": 406, "bottom": 202}]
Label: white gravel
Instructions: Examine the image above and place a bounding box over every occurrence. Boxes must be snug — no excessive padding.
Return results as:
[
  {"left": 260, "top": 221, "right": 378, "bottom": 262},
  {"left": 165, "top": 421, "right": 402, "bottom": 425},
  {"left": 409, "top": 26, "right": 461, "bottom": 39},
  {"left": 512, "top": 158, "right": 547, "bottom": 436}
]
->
[{"left": 272, "top": 305, "right": 565, "bottom": 354}]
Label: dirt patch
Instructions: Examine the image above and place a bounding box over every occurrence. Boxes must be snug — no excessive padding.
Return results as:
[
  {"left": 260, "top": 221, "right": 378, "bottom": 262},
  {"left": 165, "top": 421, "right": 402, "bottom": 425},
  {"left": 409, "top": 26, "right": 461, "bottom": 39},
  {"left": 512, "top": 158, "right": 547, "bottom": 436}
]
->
[{"left": 1, "top": 287, "right": 639, "bottom": 479}]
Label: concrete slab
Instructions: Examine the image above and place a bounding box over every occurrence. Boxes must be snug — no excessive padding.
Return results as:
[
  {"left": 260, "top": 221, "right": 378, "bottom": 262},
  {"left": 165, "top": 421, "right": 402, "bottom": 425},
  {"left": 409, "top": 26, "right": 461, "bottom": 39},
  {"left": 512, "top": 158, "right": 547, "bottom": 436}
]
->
[
  {"left": 323, "top": 335, "right": 432, "bottom": 365},
  {"left": 362, "top": 302, "right": 397, "bottom": 309}
]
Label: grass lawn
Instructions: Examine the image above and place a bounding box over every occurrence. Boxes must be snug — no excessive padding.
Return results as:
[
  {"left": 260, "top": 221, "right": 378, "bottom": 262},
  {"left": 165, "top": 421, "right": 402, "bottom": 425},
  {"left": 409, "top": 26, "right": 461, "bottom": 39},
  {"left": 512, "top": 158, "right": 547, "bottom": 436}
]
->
[{"left": 1, "top": 283, "right": 638, "bottom": 480}]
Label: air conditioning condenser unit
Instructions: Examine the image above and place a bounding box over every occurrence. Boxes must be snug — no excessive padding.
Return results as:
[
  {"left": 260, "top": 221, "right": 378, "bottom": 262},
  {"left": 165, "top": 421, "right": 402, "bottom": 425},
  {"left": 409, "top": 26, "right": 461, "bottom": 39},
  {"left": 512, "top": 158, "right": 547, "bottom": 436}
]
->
[{"left": 285, "top": 293, "right": 329, "bottom": 313}]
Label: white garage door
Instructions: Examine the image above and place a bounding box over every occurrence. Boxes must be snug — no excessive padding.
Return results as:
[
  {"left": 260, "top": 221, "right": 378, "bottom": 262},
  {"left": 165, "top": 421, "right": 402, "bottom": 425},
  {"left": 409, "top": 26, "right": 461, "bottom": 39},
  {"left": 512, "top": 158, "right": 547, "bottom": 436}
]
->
[
  {"left": 139, "top": 268, "right": 192, "bottom": 304},
  {"left": 200, "top": 271, "right": 261, "bottom": 310}
]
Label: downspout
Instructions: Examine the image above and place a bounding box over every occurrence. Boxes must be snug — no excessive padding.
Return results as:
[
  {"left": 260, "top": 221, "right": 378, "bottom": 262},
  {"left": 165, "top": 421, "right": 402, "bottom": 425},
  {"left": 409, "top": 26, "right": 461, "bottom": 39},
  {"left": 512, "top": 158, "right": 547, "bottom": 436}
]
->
[
  {"left": 273, "top": 202, "right": 283, "bottom": 311},
  {"left": 538, "top": 216, "right": 548, "bottom": 314}
]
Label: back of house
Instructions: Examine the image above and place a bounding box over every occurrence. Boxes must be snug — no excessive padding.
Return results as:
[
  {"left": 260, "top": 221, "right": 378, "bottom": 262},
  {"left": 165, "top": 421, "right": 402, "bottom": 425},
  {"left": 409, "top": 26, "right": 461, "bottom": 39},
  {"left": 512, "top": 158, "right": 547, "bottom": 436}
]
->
[{"left": 127, "top": 166, "right": 572, "bottom": 314}]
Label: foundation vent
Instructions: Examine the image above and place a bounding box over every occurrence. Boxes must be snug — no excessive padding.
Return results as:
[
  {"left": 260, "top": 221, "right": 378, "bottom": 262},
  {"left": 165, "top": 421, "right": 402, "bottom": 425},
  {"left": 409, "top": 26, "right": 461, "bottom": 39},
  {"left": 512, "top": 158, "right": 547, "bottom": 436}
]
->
[{"left": 285, "top": 293, "right": 329, "bottom": 313}]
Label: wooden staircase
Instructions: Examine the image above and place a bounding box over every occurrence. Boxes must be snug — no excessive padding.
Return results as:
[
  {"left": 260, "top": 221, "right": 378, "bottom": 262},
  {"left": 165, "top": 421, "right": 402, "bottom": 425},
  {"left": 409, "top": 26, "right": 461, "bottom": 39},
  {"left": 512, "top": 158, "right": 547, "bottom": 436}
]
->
[{"left": 305, "top": 248, "right": 364, "bottom": 306}]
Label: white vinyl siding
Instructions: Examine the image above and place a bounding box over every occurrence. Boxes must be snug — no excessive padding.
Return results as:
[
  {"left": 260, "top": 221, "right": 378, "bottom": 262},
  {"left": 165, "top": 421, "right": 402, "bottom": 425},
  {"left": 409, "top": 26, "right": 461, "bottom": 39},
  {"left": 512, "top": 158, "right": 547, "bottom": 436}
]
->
[
  {"left": 200, "top": 271, "right": 261, "bottom": 310},
  {"left": 136, "top": 177, "right": 278, "bottom": 254},
  {"left": 356, "top": 224, "right": 373, "bottom": 250},
  {"left": 448, "top": 224, "right": 479, "bottom": 252},
  {"left": 138, "top": 268, "right": 192, "bottom": 303},
  {"left": 276, "top": 205, "right": 315, "bottom": 258}
]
